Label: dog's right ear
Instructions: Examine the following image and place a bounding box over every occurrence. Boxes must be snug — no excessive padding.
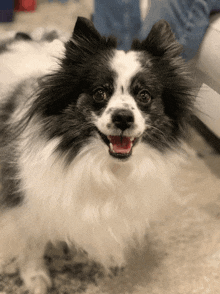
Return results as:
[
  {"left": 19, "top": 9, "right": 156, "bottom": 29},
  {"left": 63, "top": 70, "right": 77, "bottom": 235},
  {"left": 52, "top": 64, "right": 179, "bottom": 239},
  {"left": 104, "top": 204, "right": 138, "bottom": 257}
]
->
[
  {"left": 65, "top": 17, "right": 117, "bottom": 60},
  {"left": 65, "top": 17, "right": 103, "bottom": 57},
  {"left": 72, "top": 17, "right": 102, "bottom": 45}
]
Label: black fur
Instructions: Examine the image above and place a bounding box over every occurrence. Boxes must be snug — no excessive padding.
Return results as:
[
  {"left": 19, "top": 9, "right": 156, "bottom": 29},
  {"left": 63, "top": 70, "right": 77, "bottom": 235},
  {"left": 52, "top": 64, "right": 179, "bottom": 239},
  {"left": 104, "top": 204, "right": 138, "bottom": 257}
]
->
[
  {"left": 131, "top": 20, "right": 194, "bottom": 150},
  {"left": 0, "top": 88, "right": 24, "bottom": 207},
  {"left": 24, "top": 18, "right": 118, "bottom": 161},
  {"left": 15, "top": 32, "right": 32, "bottom": 41}
]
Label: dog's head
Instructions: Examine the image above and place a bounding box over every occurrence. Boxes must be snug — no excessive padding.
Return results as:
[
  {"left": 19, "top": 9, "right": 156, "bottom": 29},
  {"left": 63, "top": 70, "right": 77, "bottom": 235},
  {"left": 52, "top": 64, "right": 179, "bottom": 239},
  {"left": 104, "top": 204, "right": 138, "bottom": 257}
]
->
[{"left": 29, "top": 17, "right": 193, "bottom": 162}]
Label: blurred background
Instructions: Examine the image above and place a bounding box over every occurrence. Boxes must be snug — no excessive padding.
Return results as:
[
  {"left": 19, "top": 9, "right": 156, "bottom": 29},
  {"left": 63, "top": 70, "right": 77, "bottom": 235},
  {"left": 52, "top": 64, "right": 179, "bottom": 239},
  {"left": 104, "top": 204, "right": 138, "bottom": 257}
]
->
[{"left": 0, "top": 0, "right": 93, "bottom": 36}]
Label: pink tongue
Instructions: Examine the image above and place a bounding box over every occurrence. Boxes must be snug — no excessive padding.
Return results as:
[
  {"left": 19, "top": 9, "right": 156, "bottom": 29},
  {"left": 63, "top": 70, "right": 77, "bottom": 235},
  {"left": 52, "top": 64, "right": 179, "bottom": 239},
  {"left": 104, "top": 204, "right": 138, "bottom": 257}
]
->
[{"left": 109, "top": 136, "right": 132, "bottom": 154}]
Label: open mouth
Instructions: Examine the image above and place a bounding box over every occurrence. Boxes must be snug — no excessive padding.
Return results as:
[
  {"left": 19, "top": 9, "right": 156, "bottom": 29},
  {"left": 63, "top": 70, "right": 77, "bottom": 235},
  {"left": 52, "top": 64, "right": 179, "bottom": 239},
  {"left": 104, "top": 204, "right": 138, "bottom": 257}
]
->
[{"left": 99, "top": 132, "right": 138, "bottom": 159}]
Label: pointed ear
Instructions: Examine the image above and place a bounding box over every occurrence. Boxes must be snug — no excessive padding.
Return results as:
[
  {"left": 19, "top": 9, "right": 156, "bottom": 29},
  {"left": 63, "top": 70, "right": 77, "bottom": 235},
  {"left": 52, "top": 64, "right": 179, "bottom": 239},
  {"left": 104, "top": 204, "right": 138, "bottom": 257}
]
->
[
  {"left": 132, "top": 20, "right": 182, "bottom": 57},
  {"left": 65, "top": 17, "right": 116, "bottom": 59},
  {"left": 72, "top": 16, "right": 102, "bottom": 44}
]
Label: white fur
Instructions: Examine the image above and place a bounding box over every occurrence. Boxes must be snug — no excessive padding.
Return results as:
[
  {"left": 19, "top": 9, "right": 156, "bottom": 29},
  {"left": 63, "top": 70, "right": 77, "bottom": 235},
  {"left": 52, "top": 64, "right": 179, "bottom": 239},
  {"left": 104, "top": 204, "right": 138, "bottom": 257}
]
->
[
  {"left": 95, "top": 50, "right": 146, "bottom": 137},
  {"left": 0, "top": 39, "right": 64, "bottom": 100},
  {"left": 0, "top": 116, "right": 186, "bottom": 271},
  {"left": 110, "top": 51, "right": 141, "bottom": 90}
]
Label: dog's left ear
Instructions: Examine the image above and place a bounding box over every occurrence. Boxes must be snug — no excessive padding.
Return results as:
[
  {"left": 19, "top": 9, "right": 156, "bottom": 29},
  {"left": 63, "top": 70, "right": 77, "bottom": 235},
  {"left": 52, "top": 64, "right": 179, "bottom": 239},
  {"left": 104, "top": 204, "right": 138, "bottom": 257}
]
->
[{"left": 132, "top": 20, "right": 182, "bottom": 57}]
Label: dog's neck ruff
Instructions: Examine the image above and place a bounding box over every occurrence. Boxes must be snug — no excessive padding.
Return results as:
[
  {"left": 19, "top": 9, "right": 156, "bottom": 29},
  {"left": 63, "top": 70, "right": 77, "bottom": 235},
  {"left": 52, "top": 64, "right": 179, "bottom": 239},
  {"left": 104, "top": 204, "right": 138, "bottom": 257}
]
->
[{"left": 18, "top": 130, "right": 184, "bottom": 268}]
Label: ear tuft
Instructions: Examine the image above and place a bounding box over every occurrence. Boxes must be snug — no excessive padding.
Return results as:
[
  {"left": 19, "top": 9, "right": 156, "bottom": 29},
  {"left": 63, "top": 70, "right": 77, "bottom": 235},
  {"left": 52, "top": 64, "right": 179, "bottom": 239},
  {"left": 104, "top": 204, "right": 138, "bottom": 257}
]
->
[
  {"left": 72, "top": 17, "right": 102, "bottom": 43},
  {"left": 131, "top": 20, "right": 182, "bottom": 57},
  {"left": 65, "top": 17, "right": 117, "bottom": 60}
]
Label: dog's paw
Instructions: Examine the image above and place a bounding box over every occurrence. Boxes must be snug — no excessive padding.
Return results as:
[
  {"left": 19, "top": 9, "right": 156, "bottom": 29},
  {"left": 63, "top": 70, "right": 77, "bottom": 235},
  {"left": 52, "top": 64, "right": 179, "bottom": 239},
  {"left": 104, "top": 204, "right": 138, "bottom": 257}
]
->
[
  {"left": 22, "top": 271, "right": 52, "bottom": 294},
  {"left": 28, "top": 275, "right": 50, "bottom": 294}
]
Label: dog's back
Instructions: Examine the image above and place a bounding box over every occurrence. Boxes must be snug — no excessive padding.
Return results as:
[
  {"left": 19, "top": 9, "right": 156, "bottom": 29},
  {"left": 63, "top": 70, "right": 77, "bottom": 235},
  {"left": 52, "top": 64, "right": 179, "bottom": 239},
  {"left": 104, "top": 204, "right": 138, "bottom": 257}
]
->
[{"left": 0, "top": 31, "right": 65, "bottom": 100}]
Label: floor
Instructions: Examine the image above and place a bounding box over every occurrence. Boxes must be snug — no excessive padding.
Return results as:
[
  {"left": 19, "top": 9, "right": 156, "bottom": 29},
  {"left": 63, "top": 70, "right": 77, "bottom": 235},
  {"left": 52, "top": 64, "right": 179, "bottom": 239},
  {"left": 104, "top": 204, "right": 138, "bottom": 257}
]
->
[{"left": 1, "top": 1, "right": 220, "bottom": 293}]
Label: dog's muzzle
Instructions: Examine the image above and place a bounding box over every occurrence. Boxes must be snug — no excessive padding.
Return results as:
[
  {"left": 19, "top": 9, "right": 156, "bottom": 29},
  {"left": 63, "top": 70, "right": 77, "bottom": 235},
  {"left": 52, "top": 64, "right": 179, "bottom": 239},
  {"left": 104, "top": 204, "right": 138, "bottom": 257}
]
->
[{"left": 99, "top": 109, "right": 139, "bottom": 160}]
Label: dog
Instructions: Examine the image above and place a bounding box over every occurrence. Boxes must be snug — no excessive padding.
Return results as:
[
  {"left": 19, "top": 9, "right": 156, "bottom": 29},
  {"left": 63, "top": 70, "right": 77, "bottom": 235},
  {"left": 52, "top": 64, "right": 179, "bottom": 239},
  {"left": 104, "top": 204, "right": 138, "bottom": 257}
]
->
[{"left": 0, "top": 17, "right": 194, "bottom": 293}]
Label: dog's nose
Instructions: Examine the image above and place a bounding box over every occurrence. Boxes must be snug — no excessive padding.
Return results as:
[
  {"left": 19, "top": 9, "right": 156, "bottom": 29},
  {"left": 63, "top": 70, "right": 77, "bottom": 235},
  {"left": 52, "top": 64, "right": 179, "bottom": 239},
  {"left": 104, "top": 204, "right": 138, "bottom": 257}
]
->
[{"left": 112, "top": 109, "right": 134, "bottom": 131}]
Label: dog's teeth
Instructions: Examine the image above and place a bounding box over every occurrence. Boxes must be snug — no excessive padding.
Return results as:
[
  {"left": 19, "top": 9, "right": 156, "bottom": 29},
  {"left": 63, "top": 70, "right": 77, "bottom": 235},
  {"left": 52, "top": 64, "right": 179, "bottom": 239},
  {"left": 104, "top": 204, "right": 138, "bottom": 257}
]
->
[
  {"left": 109, "top": 143, "right": 115, "bottom": 153},
  {"left": 130, "top": 137, "right": 134, "bottom": 141},
  {"left": 107, "top": 136, "right": 111, "bottom": 140}
]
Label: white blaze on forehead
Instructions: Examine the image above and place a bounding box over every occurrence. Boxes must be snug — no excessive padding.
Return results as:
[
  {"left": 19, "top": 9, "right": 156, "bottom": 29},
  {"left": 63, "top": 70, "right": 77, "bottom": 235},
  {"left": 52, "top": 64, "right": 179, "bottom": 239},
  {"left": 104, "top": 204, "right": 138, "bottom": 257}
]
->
[
  {"left": 110, "top": 50, "right": 141, "bottom": 92},
  {"left": 93, "top": 50, "right": 146, "bottom": 138}
]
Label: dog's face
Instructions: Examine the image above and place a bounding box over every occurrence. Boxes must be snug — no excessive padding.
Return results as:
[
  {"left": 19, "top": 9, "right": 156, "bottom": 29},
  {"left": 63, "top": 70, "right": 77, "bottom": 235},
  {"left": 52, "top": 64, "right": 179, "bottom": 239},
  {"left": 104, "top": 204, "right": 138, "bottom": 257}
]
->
[
  {"left": 92, "top": 50, "right": 146, "bottom": 159},
  {"left": 29, "top": 17, "right": 193, "bottom": 162},
  {"left": 77, "top": 49, "right": 148, "bottom": 160}
]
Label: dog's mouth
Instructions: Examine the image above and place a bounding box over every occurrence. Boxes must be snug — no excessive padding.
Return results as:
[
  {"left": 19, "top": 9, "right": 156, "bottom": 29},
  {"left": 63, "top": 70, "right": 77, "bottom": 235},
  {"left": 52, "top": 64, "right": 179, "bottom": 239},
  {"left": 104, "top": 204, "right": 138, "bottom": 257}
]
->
[{"left": 99, "top": 132, "right": 138, "bottom": 159}]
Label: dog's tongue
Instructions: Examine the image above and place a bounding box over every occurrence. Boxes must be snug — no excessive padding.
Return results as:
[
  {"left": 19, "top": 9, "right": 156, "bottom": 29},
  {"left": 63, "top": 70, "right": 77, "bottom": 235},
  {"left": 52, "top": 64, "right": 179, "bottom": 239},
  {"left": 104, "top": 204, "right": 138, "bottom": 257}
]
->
[{"left": 108, "top": 136, "right": 132, "bottom": 154}]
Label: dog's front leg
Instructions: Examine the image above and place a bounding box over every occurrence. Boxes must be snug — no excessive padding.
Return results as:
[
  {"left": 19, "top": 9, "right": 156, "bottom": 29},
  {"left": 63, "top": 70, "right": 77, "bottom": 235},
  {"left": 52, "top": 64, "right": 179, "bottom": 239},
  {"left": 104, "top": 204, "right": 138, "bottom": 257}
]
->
[{"left": 18, "top": 238, "right": 51, "bottom": 294}]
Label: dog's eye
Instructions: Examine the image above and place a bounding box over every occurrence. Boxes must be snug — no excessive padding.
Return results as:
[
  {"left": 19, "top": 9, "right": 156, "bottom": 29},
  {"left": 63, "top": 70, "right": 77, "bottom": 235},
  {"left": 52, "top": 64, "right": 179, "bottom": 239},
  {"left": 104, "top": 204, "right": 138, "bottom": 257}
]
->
[
  {"left": 93, "top": 88, "right": 107, "bottom": 103},
  {"left": 137, "top": 90, "right": 151, "bottom": 104}
]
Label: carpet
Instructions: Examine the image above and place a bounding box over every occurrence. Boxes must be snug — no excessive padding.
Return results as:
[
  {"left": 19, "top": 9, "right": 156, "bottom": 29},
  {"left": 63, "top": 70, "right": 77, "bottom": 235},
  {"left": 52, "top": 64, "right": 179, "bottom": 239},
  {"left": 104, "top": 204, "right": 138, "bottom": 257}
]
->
[{"left": 0, "top": 1, "right": 220, "bottom": 293}]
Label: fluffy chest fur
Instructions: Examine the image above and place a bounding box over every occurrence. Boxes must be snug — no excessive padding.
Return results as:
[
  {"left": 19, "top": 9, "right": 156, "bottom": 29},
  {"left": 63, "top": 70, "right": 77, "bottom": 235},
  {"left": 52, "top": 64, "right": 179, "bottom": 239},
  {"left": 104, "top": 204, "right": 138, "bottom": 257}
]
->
[{"left": 18, "top": 121, "right": 182, "bottom": 267}]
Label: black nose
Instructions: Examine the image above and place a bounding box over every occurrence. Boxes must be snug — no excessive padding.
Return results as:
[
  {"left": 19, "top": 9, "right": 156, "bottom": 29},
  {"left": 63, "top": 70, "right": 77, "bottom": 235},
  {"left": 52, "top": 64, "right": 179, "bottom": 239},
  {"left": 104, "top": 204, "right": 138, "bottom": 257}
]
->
[{"left": 112, "top": 109, "right": 134, "bottom": 131}]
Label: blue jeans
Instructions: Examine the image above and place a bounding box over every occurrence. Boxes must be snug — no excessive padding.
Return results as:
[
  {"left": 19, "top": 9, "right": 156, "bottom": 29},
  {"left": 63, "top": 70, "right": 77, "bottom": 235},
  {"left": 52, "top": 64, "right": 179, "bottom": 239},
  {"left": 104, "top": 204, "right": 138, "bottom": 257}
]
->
[
  {"left": 0, "top": 0, "right": 14, "bottom": 22},
  {"left": 94, "top": 0, "right": 220, "bottom": 60}
]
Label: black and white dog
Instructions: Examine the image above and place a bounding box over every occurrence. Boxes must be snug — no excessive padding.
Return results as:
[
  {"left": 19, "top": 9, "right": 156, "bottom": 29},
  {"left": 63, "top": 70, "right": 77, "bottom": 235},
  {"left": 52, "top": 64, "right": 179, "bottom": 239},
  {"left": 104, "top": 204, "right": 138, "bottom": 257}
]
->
[{"left": 0, "top": 17, "right": 193, "bottom": 293}]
